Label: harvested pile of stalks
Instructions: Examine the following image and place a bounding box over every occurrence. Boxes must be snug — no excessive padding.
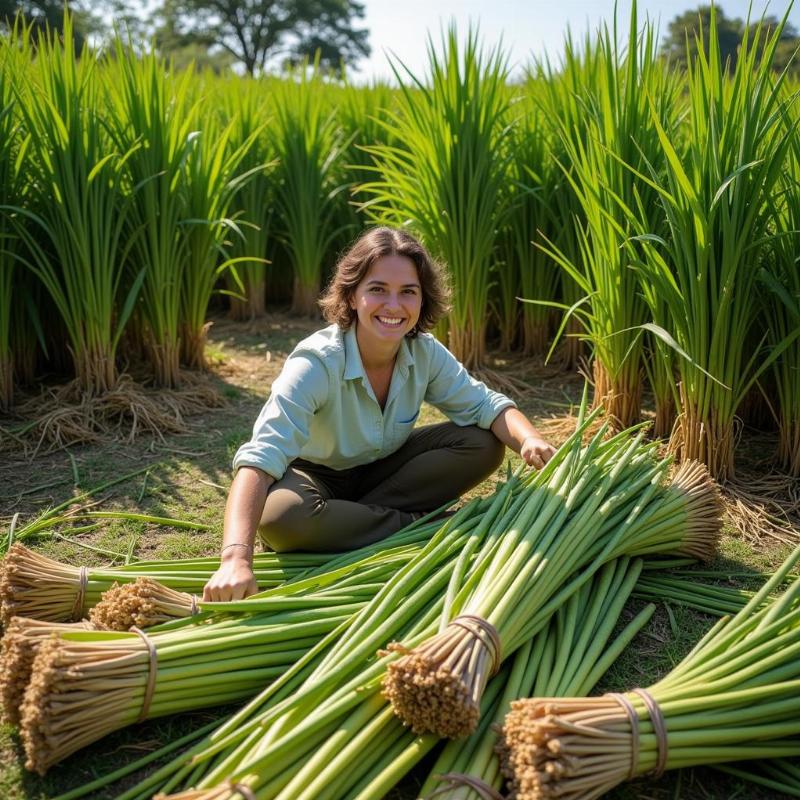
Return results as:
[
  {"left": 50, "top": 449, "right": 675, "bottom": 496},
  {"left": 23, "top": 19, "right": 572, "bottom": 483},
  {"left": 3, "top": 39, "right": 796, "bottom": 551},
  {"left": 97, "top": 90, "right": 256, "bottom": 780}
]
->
[
  {"left": 383, "top": 403, "right": 722, "bottom": 739},
  {"left": 497, "top": 544, "right": 800, "bottom": 800},
  {"left": 0, "top": 542, "right": 334, "bottom": 625}
]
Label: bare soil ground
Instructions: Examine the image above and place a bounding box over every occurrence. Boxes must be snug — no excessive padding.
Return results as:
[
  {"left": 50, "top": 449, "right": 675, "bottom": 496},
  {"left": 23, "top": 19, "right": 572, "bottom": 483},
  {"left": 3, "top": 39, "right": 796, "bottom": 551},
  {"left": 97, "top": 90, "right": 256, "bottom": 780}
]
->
[{"left": 0, "top": 312, "right": 797, "bottom": 799}]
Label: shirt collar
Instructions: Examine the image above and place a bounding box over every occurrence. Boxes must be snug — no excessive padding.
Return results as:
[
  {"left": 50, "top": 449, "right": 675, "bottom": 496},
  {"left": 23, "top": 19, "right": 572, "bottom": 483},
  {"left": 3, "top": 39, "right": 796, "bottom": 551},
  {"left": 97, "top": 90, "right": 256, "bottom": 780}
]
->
[{"left": 343, "top": 324, "right": 413, "bottom": 381}]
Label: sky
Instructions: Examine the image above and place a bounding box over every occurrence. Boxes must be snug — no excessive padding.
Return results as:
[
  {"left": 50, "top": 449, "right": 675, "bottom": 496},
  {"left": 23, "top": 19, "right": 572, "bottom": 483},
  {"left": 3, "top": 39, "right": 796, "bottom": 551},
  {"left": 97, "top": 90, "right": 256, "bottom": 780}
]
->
[{"left": 351, "top": 0, "right": 800, "bottom": 82}]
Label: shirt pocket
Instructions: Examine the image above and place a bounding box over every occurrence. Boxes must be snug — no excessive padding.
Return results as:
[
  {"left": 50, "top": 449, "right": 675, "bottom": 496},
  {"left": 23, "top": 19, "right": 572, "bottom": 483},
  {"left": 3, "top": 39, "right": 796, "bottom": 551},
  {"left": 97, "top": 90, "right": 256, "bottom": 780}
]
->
[{"left": 397, "top": 410, "right": 420, "bottom": 425}]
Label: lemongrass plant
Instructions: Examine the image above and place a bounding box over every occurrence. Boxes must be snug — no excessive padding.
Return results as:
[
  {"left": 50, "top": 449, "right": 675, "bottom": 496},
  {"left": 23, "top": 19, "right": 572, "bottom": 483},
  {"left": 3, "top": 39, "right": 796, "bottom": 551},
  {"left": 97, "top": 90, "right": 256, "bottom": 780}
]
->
[
  {"left": 531, "top": 32, "right": 601, "bottom": 371},
  {"left": 0, "top": 26, "right": 29, "bottom": 410},
  {"left": 180, "top": 100, "right": 259, "bottom": 368},
  {"left": 764, "top": 100, "right": 800, "bottom": 475},
  {"left": 621, "top": 11, "right": 796, "bottom": 479},
  {"left": 498, "top": 543, "right": 800, "bottom": 800},
  {"left": 358, "top": 26, "right": 513, "bottom": 369},
  {"left": 329, "top": 78, "right": 396, "bottom": 256},
  {"left": 106, "top": 44, "right": 198, "bottom": 387},
  {"left": 2, "top": 17, "right": 141, "bottom": 394},
  {"left": 219, "top": 76, "right": 276, "bottom": 321},
  {"left": 506, "top": 88, "right": 565, "bottom": 356},
  {"left": 537, "top": 6, "right": 681, "bottom": 429},
  {"left": 267, "top": 63, "right": 348, "bottom": 317}
]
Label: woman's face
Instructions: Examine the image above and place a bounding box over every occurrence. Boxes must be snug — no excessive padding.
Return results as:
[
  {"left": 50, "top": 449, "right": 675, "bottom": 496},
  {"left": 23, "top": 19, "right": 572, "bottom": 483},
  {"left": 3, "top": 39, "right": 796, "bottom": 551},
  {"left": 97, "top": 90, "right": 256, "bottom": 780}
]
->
[{"left": 350, "top": 254, "right": 423, "bottom": 345}]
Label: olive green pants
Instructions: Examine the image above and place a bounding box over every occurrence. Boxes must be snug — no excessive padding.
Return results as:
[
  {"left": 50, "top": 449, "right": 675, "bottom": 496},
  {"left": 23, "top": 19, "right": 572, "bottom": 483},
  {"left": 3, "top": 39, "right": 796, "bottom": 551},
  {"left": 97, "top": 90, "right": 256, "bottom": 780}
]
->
[{"left": 258, "top": 422, "right": 505, "bottom": 552}]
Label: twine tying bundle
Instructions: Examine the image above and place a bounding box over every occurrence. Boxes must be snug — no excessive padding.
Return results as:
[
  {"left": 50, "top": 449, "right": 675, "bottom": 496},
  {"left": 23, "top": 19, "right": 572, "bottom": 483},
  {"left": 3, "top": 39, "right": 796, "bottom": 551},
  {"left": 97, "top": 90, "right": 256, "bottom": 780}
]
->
[
  {"left": 71, "top": 566, "right": 88, "bottom": 621},
  {"left": 131, "top": 626, "right": 158, "bottom": 723},
  {"left": 450, "top": 614, "right": 502, "bottom": 676},
  {"left": 428, "top": 772, "right": 505, "bottom": 799}
]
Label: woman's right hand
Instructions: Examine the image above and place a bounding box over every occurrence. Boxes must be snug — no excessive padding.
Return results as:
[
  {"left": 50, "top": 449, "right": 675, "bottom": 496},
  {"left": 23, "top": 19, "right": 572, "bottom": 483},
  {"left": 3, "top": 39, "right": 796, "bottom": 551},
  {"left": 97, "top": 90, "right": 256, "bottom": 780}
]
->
[{"left": 202, "top": 557, "right": 259, "bottom": 602}]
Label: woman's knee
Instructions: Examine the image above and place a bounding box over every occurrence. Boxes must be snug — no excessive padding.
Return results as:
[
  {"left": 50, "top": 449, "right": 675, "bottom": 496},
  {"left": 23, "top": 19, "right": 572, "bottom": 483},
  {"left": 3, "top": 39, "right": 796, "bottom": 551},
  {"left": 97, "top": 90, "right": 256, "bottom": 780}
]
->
[
  {"left": 458, "top": 425, "right": 505, "bottom": 472},
  {"left": 258, "top": 487, "right": 326, "bottom": 552}
]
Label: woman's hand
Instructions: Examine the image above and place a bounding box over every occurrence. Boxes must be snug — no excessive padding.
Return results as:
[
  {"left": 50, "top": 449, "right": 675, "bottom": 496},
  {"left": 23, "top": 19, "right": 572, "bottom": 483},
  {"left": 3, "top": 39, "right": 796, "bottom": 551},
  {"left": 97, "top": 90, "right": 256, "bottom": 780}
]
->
[
  {"left": 203, "top": 556, "right": 259, "bottom": 602},
  {"left": 520, "top": 435, "right": 557, "bottom": 470}
]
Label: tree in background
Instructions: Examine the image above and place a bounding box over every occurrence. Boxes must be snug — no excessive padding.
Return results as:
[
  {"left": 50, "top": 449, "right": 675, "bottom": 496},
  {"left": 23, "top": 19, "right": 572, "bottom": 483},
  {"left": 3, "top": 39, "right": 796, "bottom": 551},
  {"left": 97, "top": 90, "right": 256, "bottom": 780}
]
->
[
  {"left": 0, "top": 0, "right": 98, "bottom": 45},
  {"left": 156, "top": 0, "right": 370, "bottom": 75},
  {"left": 662, "top": 5, "right": 800, "bottom": 73}
]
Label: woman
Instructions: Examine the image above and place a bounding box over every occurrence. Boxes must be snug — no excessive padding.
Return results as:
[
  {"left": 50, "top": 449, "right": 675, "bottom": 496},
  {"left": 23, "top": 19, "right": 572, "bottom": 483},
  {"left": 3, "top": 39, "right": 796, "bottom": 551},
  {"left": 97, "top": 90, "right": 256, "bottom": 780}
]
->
[{"left": 204, "top": 227, "right": 556, "bottom": 601}]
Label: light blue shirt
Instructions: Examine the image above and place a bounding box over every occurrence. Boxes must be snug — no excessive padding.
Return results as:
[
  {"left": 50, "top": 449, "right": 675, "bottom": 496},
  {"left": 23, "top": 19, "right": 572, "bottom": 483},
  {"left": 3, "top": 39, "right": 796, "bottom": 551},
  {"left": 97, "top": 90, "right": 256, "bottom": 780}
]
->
[{"left": 233, "top": 324, "right": 516, "bottom": 479}]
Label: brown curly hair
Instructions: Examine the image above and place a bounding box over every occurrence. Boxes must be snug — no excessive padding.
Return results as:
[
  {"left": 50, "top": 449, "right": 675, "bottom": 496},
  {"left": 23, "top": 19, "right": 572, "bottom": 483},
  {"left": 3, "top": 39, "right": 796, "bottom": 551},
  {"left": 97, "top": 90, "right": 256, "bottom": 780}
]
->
[{"left": 319, "top": 227, "right": 451, "bottom": 336}]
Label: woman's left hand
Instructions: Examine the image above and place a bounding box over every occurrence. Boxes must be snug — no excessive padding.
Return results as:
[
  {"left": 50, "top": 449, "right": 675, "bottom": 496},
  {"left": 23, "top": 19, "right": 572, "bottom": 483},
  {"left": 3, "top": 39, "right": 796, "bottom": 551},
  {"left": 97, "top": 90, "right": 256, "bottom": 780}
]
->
[{"left": 520, "top": 435, "right": 557, "bottom": 469}]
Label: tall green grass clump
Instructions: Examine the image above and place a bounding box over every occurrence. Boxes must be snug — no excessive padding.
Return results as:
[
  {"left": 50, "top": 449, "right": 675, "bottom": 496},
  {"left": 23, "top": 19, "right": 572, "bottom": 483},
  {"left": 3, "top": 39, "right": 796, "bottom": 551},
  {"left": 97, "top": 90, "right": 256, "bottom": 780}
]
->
[
  {"left": 533, "top": 32, "right": 600, "bottom": 370},
  {"left": 624, "top": 11, "right": 795, "bottom": 478},
  {"left": 4, "top": 18, "right": 141, "bottom": 395},
  {"left": 220, "top": 76, "right": 276, "bottom": 321},
  {"left": 268, "top": 64, "right": 347, "bottom": 317},
  {"left": 539, "top": 6, "right": 680, "bottom": 429},
  {"left": 765, "top": 95, "right": 800, "bottom": 476},
  {"left": 360, "top": 27, "right": 513, "bottom": 369},
  {"left": 107, "top": 44, "right": 198, "bottom": 387},
  {"left": 0, "top": 25, "right": 28, "bottom": 410},
  {"left": 504, "top": 84, "right": 562, "bottom": 355},
  {"left": 179, "top": 99, "right": 258, "bottom": 368}
]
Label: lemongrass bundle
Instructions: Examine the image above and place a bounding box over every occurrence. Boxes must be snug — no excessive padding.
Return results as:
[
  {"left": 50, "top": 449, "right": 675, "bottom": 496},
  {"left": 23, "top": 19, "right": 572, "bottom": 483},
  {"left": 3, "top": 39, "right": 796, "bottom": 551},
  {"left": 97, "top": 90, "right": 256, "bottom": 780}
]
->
[
  {"left": 0, "top": 513, "right": 442, "bottom": 626},
  {"left": 0, "top": 544, "right": 328, "bottom": 625},
  {"left": 16, "top": 523, "right": 441, "bottom": 774},
  {"left": 418, "top": 558, "right": 655, "bottom": 800},
  {"left": 89, "top": 540, "right": 431, "bottom": 631},
  {"left": 497, "top": 543, "right": 800, "bottom": 800},
  {"left": 0, "top": 617, "right": 94, "bottom": 724},
  {"left": 383, "top": 405, "right": 722, "bottom": 738},
  {"left": 21, "top": 601, "right": 361, "bottom": 775}
]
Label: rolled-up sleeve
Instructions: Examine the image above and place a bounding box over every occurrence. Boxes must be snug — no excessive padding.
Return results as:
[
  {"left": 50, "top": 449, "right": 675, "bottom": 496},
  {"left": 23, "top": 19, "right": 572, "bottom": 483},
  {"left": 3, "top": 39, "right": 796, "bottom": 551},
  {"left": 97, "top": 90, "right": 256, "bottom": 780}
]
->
[
  {"left": 232, "top": 353, "right": 329, "bottom": 480},
  {"left": 424, "top": 339, "right": 516, "bottom": 428}
]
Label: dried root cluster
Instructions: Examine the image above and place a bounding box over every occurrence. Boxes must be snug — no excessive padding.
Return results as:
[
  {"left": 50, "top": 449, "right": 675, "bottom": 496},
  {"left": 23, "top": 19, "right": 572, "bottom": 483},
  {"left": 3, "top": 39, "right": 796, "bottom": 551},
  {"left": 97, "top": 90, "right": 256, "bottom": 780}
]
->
[
  {"left": 90, "top": 577, "right": 195, "bottom": 630},
  {"left": 497, "top": 697, "right": 640, "bottom": 800},
  {"left": 0, "top": 544, "right": 91, "bottom": 625},
  {"left": 669, "top": 460, "right": 724, "bottom": 562},
  {"left": 383, "top": 616, "right": 501, "bottom": 738},
  {"left": 0, "top": 618, "right": 94, "bottom": 723},
  {"left": 20, "top": 631, "right": 157, "bottom": 774}
]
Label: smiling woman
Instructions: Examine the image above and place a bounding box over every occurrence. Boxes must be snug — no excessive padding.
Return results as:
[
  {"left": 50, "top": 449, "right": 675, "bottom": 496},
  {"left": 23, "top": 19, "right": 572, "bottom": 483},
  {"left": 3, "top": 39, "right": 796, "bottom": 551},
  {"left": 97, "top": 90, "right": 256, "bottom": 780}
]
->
[{"left": 203, "top": 227, "right": 557, "bottom": 602}]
